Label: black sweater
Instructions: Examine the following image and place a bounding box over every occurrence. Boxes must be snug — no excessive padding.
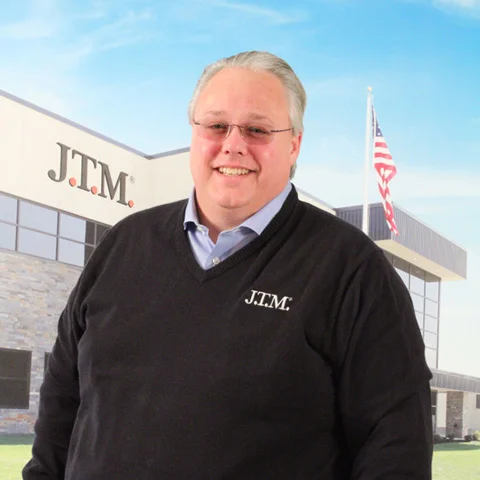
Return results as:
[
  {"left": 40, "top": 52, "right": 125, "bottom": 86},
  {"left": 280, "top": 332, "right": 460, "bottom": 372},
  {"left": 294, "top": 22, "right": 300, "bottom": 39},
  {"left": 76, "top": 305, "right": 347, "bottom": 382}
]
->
[{"left": 23, "top": 187, "right": 433, "bottom": 479}]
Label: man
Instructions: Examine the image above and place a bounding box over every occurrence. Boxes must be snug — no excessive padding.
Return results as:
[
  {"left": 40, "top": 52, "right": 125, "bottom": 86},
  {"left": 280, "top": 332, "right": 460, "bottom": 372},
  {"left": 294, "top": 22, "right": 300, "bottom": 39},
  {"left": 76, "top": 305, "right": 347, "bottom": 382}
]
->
[{"left": 23, "top": 51, "right": 433, "bottom": 479}]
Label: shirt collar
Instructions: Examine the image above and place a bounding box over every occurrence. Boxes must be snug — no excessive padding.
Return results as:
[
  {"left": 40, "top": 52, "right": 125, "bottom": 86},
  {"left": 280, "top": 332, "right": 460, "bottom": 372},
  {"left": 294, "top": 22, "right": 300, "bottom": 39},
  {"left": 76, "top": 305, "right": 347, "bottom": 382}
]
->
[
  {"left": 183, "top": 190, "right": 201, "bottom": 228},
  {"left": 183, "top": 182, "right": 292, "bottom": 236}
]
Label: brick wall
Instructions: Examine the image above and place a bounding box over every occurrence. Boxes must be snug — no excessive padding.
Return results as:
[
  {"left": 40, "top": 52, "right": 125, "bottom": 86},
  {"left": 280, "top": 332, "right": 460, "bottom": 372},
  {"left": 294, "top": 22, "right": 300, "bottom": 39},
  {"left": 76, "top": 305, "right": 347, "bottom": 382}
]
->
[
  {"left": 0, "top": 250, "right": 81, "bottom": 434},
  {"left": 446, "top": 391, "right": 468, "bottom": 438}
]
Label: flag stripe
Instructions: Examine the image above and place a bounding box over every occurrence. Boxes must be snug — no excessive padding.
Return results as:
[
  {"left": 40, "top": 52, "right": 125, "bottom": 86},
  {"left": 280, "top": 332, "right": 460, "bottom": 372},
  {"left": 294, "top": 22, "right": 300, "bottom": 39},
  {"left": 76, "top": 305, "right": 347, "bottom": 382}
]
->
[{"left": 372, "top": 106, "right": 399, "bottom": 236}]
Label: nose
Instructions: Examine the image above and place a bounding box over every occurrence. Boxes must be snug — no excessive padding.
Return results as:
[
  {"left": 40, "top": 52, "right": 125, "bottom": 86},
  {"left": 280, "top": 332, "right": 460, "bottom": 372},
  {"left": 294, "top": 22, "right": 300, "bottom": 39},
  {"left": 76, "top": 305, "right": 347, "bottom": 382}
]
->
[{"left": 222, "top": 125, "right": 248, "bottom": 156}]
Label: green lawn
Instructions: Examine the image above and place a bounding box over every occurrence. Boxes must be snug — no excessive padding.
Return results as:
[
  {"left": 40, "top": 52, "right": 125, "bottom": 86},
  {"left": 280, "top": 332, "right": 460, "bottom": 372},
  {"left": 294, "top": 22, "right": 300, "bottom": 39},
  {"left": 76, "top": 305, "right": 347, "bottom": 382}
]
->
[
  {"left": 433, "top": 441, "right": 480, "bottom": 480},
  {"left": 0, "top": 435, "right": 34, "bottom": 480},
  {"left": 1, "top": 436, "right": 479, "bottom": 479}
]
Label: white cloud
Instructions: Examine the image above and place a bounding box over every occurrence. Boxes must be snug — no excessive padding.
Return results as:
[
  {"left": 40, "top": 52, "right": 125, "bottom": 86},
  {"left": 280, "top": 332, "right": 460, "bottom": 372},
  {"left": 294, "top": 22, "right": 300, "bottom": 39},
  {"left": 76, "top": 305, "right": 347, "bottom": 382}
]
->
[
  {"left": 0, "top": 0, "right": 63, "bottom": 40},
  {"left": 434, "top": 0, "right": 480, "bottom": 8},
  {"left": 295, "top": 161, "right": 480, "bottom": 207},
  {"left": 399, "top": 0, "right": 480, "bottom": 16},
  {"left": 88, "top": 10, "right": 158, "bottom": 52},
  {"left": 0, "top": 1, "right": 160, "bottom": 122},
  {"left": 431, "top": 0, "right": 480, "bottom": 16},
  {"left": 0, "top": 18, "right": 58, "bottom": 40}
]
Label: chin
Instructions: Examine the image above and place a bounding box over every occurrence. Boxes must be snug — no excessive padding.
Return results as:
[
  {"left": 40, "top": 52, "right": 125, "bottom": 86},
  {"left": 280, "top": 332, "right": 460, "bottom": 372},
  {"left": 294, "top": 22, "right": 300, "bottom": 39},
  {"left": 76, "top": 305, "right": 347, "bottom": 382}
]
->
[{"left": 209, "top": 191, "right": 252, "bottom": 209}]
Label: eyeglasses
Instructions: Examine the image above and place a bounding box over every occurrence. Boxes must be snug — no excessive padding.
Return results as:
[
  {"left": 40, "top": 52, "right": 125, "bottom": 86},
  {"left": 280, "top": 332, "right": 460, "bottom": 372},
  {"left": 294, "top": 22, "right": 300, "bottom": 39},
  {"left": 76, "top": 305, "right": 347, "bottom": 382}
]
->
[{"left": 192, "top": 120, "right": 293, "bottom": 145}]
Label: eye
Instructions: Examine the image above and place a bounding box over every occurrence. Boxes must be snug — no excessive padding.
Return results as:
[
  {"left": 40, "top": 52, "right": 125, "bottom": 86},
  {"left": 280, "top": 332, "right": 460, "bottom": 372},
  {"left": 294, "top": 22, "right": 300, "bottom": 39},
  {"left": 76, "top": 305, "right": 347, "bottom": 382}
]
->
[
  {"left": 208, "top": 123, "right": 228, "bottom": 132},
  {"left": 246, "top": 126, "right": 269, "bottom": 136}
]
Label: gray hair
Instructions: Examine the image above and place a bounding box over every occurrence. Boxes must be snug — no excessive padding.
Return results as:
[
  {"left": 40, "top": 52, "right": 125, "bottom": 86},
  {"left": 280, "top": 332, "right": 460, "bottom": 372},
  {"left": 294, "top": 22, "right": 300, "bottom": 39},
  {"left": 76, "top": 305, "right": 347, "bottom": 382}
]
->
[{"left": 188, "top": 51, "right": 307, "bottom": 178}]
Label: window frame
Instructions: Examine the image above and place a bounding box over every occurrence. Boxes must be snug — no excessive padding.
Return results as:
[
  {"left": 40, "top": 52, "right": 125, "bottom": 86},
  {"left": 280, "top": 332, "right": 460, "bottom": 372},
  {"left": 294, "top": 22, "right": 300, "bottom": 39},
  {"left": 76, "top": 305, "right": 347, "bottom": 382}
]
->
[
  {"left": 0, "top": 192, "right": 109, "bottom": 267},
  {"left": 0, "top": 347, "right": 32, "bottom": 409}
]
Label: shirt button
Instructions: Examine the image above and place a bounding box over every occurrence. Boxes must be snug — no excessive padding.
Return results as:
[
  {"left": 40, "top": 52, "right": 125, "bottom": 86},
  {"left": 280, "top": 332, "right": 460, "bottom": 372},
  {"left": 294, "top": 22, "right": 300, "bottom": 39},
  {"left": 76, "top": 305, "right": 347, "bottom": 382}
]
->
[
  {"left": 197, "top": 226, "right": 203, "bottom": 232},
  {"left": 212, "top": 257, "right": 221, "bottom": 266}
]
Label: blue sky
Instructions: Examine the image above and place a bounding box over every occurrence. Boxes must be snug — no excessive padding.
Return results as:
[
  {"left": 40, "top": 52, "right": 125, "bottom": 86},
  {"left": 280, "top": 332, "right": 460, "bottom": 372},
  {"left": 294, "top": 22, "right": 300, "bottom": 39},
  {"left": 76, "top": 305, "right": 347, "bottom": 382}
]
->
[{"left": 1, "top": 0, "right": 479, "bottom": 376}]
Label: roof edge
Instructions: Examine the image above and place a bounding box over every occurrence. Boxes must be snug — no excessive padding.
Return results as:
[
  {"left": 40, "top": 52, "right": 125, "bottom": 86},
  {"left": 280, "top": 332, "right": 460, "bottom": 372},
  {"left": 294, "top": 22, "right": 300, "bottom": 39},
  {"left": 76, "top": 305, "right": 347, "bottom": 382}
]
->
[
  {"left": 146, "top": 147, "right": 190, "bottom": 159},
  {"left": 431, "top": 368, "right": 480, "bottom": 394},
  {"left": 0, "top": 87, "right": 179, "bottom": 159},
  {"left": 432, "top": 368, "right": 480, "bottom": 383},
  {"left": 336, "top": 202, "right": 467, "bottom": 252},
  {"left": 296, "top": 186, "right": 335, "bottom": 210}
]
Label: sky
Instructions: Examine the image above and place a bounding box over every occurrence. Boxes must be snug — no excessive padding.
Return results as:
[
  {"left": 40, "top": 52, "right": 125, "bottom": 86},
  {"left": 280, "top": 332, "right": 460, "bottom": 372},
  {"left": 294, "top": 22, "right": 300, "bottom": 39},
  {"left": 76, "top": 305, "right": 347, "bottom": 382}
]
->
[{"left": 1, "top": 0, "right": 479, "bottom": 376}]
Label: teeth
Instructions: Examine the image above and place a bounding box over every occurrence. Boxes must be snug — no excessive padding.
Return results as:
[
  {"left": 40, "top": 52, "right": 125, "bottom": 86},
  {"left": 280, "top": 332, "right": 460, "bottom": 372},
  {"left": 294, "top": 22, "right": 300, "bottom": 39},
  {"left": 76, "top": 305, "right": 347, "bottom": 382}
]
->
[{"left": 218, "top": 167, "right": 250, "bottom": 176}]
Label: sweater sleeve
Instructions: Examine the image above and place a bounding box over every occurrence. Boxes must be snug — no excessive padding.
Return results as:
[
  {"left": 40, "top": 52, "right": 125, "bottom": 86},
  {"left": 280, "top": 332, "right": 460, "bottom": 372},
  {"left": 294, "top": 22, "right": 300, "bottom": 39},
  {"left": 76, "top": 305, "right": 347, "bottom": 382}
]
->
[
  {"left": 22, "top": 287, "right": 83, "bottom": 479},
  {"left": 22, "top": 226, "right": 114, "bottom": 480},
  {"left": 336, "top": 250, "right": 433, "bottom": 479}
]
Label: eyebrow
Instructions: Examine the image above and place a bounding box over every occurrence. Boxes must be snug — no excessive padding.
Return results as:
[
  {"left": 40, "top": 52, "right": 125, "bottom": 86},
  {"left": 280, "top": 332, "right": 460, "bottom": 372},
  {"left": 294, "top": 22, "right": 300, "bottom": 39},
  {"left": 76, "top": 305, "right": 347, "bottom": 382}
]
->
[
  {"left": 202, "top": 110, "right": 227, "bottom": 117},
  {"left": 201, "top": 111, "right": 273, "bottom": 122}
]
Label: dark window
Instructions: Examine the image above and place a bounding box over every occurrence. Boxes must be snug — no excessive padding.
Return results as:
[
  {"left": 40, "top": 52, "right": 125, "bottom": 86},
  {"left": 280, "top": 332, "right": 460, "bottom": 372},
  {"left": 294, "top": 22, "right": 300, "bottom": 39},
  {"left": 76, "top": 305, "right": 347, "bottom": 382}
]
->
[
  {"left": 431, "top": 391, "right": 437, "bottom": 416},
  {"left": 0, "top": 194, "right": 17, "bottom": 223},
  {"left": 44, "top": 352, "right": 51, "bottom": 374},
  {"left": 85, "top": 245, "right": 95, "bottom": 264},
  {"left": 95, "top": 224, "right": 109, "bottom": 245},
  {"left": 0, "top": 348, "right": 31, "bottom": 409},
  {"left": 477, "top": 395, "right": 480, "bottom": 409},
  {"left": 86, "top": 221, "right": 96, "bottom": 245}
]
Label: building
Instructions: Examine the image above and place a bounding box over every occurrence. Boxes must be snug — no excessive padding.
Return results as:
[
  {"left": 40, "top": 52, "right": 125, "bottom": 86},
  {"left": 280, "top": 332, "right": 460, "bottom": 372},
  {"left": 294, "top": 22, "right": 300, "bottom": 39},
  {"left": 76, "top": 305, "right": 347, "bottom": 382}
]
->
[{"left": 1, "top": 88, "right": 479, "bottom": 437}]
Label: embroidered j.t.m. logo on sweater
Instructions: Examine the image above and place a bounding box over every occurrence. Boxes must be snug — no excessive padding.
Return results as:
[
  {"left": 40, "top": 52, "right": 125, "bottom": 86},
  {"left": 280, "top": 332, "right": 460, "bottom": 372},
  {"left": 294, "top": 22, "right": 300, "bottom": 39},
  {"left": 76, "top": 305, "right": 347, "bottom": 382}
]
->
[{"left": 244, "top": 290, "right": 293, "bottom": 311}]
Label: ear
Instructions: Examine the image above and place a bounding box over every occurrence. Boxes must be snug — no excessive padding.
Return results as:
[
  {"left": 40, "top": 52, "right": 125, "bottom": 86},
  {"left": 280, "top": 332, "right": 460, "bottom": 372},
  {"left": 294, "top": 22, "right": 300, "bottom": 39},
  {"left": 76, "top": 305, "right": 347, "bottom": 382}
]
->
[{"left": 289, "top": 132, "right": 303, "bottom": 165}]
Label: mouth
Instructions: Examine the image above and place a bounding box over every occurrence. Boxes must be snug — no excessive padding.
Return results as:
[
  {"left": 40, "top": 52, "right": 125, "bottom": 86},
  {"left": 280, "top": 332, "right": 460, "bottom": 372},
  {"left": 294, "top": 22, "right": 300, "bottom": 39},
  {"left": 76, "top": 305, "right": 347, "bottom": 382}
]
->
[{"left": 217, "top": 167, "right": 252, "bottom": 176}]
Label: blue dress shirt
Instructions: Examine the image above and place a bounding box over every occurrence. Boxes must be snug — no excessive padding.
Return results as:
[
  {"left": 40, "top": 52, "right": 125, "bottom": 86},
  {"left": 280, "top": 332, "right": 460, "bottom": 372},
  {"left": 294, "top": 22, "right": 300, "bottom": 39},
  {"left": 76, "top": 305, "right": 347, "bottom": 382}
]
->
[{"left": 183, "top": 183, "right": 292, "bottom": 269}]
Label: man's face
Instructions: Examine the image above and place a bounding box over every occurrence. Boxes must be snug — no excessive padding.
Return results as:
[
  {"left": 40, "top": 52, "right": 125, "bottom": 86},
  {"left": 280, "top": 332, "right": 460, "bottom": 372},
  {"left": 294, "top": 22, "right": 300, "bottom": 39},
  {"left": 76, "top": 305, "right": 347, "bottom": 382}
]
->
[{"left": 190, "top": 67, "right": 302, "bottom": 224}]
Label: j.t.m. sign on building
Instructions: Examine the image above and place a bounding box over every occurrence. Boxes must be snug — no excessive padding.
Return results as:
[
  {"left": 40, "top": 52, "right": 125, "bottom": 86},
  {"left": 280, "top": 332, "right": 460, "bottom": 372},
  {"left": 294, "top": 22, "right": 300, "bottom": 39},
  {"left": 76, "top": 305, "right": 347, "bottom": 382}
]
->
[{"left": 48, "top": 142, "right": 134, "bottom": 208}]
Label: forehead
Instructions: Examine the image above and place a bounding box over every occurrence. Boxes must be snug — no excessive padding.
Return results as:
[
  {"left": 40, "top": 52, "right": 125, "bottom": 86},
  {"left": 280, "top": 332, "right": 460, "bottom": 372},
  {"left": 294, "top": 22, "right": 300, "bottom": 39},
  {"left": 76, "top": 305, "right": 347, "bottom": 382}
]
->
[{"left": 195, "top": 67, "right": 289, "bottom": 120}]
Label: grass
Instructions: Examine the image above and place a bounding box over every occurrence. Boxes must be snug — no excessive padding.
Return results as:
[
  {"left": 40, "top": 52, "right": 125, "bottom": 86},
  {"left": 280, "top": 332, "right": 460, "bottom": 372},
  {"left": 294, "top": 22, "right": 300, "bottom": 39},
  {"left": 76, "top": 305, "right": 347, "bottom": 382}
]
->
[
  {"left": 0, "top": 435, "right": 34, "bottom": 480},
  {"left": 0, "top": 436, "right": 479, "bottom": 479},
  {"left": 433, "top": 441, "right": 480, "bottom": 479}
]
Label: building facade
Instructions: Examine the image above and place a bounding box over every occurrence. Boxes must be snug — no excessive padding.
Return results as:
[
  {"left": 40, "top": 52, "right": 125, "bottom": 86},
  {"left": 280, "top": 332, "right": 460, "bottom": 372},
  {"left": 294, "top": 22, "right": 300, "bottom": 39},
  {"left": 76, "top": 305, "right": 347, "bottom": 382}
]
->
[{"left": 1, "top": 88, "right": 479, "bottom": 437}]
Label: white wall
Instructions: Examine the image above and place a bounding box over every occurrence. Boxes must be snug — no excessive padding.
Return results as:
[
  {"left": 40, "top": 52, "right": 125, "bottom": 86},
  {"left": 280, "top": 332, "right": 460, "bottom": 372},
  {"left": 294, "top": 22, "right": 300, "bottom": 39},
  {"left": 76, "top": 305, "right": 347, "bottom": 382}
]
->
[
  {"left": 0, "top": 94, "right": 193, "bottom": 227},
  {"left": 148, "top": 152, "right": 193, "bottom": 207},
  {"left": 467, "top": 393, "right": 480, "bottom": 433},
  {"left": 297, "top": 189, "right": 336, "bottom": 215},
  {"left": 436, "top": 391, "right": 447, "bottom": 435}
]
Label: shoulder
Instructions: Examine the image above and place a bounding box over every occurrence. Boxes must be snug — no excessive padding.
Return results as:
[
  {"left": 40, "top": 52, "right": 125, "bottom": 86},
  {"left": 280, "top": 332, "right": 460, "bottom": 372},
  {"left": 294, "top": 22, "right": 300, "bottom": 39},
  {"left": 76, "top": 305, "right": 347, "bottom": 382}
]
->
[
  {"left": 84, "top": 199, "right": 187, "bottom": 270},
  {"left": 294, "top": 199, "right": 383, "bottom": 264},
  {"left": 113, "top": 198, "right": 188, "bottom": 233},
  {"left": 295, "top": 203, "right": 408, "bottom": 307}
]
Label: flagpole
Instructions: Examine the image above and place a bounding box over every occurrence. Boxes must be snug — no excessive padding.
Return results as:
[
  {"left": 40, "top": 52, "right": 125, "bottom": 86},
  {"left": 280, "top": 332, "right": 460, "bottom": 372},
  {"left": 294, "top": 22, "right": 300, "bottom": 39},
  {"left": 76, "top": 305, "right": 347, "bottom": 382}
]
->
[{"left": 362, "top": 87, "right": 373, "bottom": 235}]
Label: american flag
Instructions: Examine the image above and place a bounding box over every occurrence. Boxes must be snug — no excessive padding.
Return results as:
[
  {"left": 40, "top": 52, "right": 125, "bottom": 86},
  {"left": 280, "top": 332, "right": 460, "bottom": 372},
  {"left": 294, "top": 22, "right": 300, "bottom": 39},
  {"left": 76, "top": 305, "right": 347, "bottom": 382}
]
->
[{"left": 372, "top": 106, "right": 399, "bottom": 235}]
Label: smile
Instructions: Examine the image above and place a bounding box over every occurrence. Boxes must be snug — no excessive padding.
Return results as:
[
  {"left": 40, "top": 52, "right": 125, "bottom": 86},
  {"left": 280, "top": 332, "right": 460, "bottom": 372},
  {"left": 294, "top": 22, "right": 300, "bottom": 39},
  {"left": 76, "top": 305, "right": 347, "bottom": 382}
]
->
[{"left": 217, "top": 167, "right": 251, "bottom": 176}]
